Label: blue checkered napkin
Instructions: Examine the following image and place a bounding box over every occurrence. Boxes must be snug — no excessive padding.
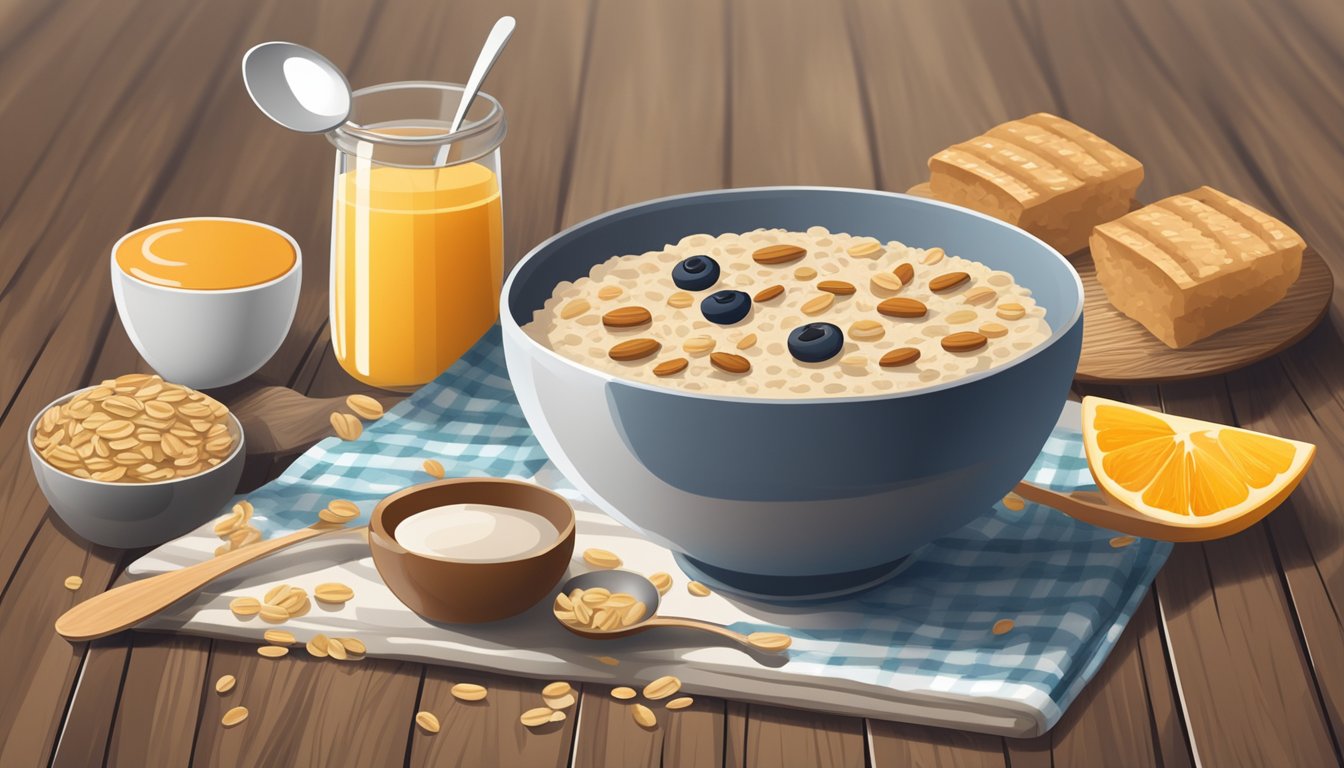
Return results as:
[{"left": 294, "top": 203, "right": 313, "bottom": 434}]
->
[
  {"left": 236, "top": 326, "right": 1171, "bottom": 732},
  {"left": 728, "top": 429, "right": 1172, "bottom": 731}
]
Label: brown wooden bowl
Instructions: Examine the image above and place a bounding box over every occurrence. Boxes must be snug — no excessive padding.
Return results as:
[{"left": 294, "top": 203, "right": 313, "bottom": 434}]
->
[{"left": 369, "top": 478, "right": 576, "bottom": 624}]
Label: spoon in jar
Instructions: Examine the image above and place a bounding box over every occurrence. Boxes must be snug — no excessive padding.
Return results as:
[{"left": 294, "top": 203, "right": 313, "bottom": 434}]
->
[
  {"left": 553, "top": 570, "right": 792, "bottom": 654},
  {"left": 241, "top": 41, "right": 352, "bottom": 134},
  {"left": 433, "top": 15, "right": 515, "bottom": 165}
]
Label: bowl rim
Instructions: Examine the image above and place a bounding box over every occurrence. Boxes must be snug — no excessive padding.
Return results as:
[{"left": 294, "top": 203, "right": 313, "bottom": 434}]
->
[
  {"left": 502, "top": 185, "right": 1084, "bottom": 405},
  {"left": 28, "top": 385, "right": 246, "bottom": 487},
  {"left": 110, "top": 216, "right": 302, "bottom": 295},
  {"left": 369, "top": 477, "right": 578, "bottom": 565}
]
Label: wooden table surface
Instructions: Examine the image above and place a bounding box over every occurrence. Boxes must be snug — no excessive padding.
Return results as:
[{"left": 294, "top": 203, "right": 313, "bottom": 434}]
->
[{"left": 3, "top": 0, "right": 1342, "bottom": 765}]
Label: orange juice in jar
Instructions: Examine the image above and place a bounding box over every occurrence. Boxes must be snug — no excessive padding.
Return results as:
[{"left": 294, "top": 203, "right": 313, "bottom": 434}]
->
[{"left": 328, "top": 82, "right": 506, "bottom": 390}]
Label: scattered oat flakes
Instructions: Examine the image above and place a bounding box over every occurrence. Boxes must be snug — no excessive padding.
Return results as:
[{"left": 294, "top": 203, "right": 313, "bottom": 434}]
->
[
  {"left": 329, "top": 411, "right": 362, "bottom": 441},
  {"left": 582, "top": 548, "right": 622, "bottom": 569},
  {"left": 992, "top": 619, "right": 1015, "bottom": 636},
  {"left": 451, "top": 683, "right": 488, "bottom": 701},
  {"left": 416, "top": 711, "right": 441, "bottom": 734},
  {"left": 642, "top": 675, "right": 681, "bottom": 701},
  {"left": 263, "top": 630, "right": 295, "bottom": 646},
  {"left": 595, "top": 656, "right": 620, "bottom": 667},
  {"left": 422, "top": 459, "right": 445, "bottom": 478},
  {"left": 215, "top": 674, "right": 236, "bottom": 694},
  {"left": 631, "top": 703, "right": 657, "bottom": 729},
  {"left": 648, "top": 572, "right": 672, "bottom": 596},
  {"left": 314, "top": 582, "right": 355, "bottom": 604},
  {"left": 306, "top": 634, "right": 329, "bottom": 658},
  {"left": 64, "top": 575, "right": 83, "bottom": 591},
  {"left": 229, "top": 597, "right": 261, "bottom": 618},
  {"left": 520, "top": 707, "right": 555, "bottom": 727},
  {"left": 257, "top": 645, "right": 289, "bottom": 658},
  {"left": 666, "top": 697, "right": 694, "bottom": 710},
  {"left": 1002, "top": 493, "right": 1025, "bottom": 512},
  {"left": 1110, "top": 535, "right": 1137, "bottom": 549},
  {"left": 548, "top": 710, "right": 567, "bottom": 723},
  {"left": 611, "top": 686, "right": 637, "bottom": 700},
  {"left": 345, "top": 394, "right": 384, "bottom": 421},
  {"left": 542, "top": 681, "right": 571, "bottom": 699},
  {"left": 687, "top": 581, "right": 711, "bottom": 597},
  {"left": 221, "top": 706, "right": 248, "bottom": 727}
]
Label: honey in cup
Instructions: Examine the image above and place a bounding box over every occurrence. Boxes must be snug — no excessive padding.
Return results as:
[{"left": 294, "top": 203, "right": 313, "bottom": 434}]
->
[
  {"left": 331, "top": 160, "right": 503, "bottom": 390},
  {"left": 114, "top": 219, "right": 297, "bottom": 290}
]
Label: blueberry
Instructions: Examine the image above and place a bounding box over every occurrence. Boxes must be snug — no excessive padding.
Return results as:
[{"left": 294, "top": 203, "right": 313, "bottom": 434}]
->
[
  {"left": 700, "top": 290, "right": 752, "bottom": 325},
  {"left": 787, "top": 322, "right": 844, "bottom": 363},
  {"left": 672, "top": 255, "right": 721, "bottom": 291}
]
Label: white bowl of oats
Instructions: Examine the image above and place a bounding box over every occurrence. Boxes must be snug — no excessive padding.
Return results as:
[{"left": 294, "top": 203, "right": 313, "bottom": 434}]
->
[
  {"left": 503, "top": 187, "right": 1083, "bottom": 598},
  {"left": 28, "top": 373, "right": 246, "bottom": 549}
]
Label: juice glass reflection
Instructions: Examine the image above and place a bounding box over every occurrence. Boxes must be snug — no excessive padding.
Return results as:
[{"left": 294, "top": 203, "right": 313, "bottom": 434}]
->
[{"left": 328, "top": 81, "right": 506, "bottom": 390}]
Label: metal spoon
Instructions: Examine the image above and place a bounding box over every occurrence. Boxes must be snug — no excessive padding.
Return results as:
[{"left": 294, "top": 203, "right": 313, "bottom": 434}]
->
[
  {"left": 434, "top": 16, "right": 516, "bottom": 165},
  {"left": 241, "top": 41, "right": 352, "bottom": 134},
  {"left": 554, "top": 570, "right": 792, "bottom": 654}
]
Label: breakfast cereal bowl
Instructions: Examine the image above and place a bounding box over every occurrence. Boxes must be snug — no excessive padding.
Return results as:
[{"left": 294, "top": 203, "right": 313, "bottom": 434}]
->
[
  {"left": 369, "top": 478, "right": 577, "bottom": 624},
  {"left": 28, "top": 386, "right": 246, "bottom": 549},
  {"left": 502, "top": 187, "right": 1084, "bottom": 598}
]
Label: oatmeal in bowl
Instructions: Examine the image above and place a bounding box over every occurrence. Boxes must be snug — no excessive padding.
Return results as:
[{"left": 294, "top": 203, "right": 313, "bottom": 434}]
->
[
  {"left": 523, "top": 227, "right": 1050, "bottom": 398},
  {"left": 503, "top": 187, "right": 1083, "bottom": 598}
]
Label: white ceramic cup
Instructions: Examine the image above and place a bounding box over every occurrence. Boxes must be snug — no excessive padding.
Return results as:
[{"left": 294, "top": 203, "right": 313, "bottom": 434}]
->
[{"left": 110, "top": 216, "right": 301, "bottom": 389}]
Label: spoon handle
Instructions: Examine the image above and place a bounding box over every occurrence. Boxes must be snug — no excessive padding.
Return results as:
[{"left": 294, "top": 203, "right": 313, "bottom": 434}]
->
[
  {"left": 55, "top": 524, "right": 348, "bottom": 642},
  {"left": 643, "top": 616, "right": 766, "bottom": 651},
  {"left": 448, "top": 16, "right": 516, "bottom": 134}
]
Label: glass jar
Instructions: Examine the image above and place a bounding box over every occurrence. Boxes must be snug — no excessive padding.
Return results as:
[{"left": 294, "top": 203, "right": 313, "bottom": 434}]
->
[{"left": 327, "top": 81, "right": 506, "bottom": 390}]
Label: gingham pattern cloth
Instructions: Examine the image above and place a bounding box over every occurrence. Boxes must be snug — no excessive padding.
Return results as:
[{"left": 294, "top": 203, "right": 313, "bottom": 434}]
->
[{"left": 175, "top": 326, "right": 1172, "bottom": 733}]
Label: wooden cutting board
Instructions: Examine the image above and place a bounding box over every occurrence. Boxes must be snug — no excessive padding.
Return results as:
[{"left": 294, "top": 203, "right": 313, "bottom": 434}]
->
[{"left": 907, "top": 183, "right": 1335, "bottom": 383}]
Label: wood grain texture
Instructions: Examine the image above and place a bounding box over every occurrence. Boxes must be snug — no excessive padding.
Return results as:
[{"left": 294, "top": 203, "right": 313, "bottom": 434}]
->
[
  {"left": 190, "top": 642, "right": 422, "bottom": 767},
  {"left": 4, "top": 0, "right": 1344, "bottom": 765},
  {"left": 408, "top": 668, "right": 575, "bottom": 767},
  {"left": 744, "top": 706, "right": 865, "bottom": 768},
  {"left": 1152, "top": 382, "right": 1338, "bottom": 767}
]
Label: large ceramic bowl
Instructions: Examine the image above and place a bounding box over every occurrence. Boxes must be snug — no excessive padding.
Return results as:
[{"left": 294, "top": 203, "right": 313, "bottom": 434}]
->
[{"left": 502, "top": 187, "right": 1083, "bottom": 598}]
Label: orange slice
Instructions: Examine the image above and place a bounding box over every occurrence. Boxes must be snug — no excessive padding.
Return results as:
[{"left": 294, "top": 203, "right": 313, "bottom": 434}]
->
[{"left": 1080, "top": 396, "right": 1314, "bottom": 540}]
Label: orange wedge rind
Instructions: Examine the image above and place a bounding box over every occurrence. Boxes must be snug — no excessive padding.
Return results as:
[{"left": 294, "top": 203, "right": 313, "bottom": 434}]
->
[{"left": 1080, "top": 396, "right": 1314, "bottom": 540}]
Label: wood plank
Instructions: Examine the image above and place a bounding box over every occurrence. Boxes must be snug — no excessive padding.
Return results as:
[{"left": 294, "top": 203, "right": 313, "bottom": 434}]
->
[
  {"left": 572, "top": 683, "right": 726, "bottom": 768},
  {"left": 1230, "top": 337, "right": 1344, "bottom": 753},
  {"left": 48, "top": 635, "right": 132, "bottom": 767},
  {"left": 743, "top": 706, "right": 864, "bottom": 768},
  {"left": 0, "top": 519, "right": 119, "bottom": 765},
  {"left": 560, "top": 0, "right": 728, "bottom": 224},
  {"left": 105, "top": 634, "right": 213, "bottom": 767},
  {"left": 407, "top": 668, "right": 575, "bottom": 768},
  {"left": 0, "top": 0, "right": 153, "bottom": 218},
  {"left": 1129, "top": 594, "right": 1195, "bottom": 768},
  {"left": 190, "top": 641, "right": 422, "bottom": 767},
  {"left": 1151, "top": 380, "right": 1337, "bottom": 766},
  {"left": 869, "top": 721, "right": 1004, "bottom": 768},
  {"left": 729, "top": 0, "right": 874, "bottom": 188},
  {"left": 844, "top": 0, "right": 1058, "bottom": 191}
]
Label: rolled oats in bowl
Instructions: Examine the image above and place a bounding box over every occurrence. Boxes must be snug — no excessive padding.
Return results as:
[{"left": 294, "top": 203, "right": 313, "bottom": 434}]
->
[
  {"left": 31, "top": 373, "right": 236, "bottom": 482},
  {"left": 523, "top": 227, "right": 1050, "bottom": 398}
]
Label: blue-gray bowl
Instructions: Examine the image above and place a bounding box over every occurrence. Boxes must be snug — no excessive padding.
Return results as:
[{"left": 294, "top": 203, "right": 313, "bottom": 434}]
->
[{"left": 502, "top": 187, "right": 1083, "bottom": 595}]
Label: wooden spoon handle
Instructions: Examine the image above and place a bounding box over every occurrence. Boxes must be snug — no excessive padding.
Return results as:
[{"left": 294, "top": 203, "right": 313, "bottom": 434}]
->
[
  {"left": 643, "top": 616, "right": 755, "bottom": 648},
  {"left": 55, "top": 525, "right": 344, "bottom": 642}
]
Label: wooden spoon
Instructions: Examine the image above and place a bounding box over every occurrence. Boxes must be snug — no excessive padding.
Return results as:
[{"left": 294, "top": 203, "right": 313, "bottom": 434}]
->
[{"left": 55, "top": 523, "right": 360, "bottom": 642}]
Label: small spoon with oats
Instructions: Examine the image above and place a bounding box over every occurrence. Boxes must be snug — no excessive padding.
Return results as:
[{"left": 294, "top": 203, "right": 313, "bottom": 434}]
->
[{"left": 553, "top": 571, "right": 791, "bottom": 654}]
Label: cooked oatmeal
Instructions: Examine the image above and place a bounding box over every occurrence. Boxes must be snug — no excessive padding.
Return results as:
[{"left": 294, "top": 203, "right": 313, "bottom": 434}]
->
[{"left": 522, "top": 227, "right": 1051, "bottom": 398}]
